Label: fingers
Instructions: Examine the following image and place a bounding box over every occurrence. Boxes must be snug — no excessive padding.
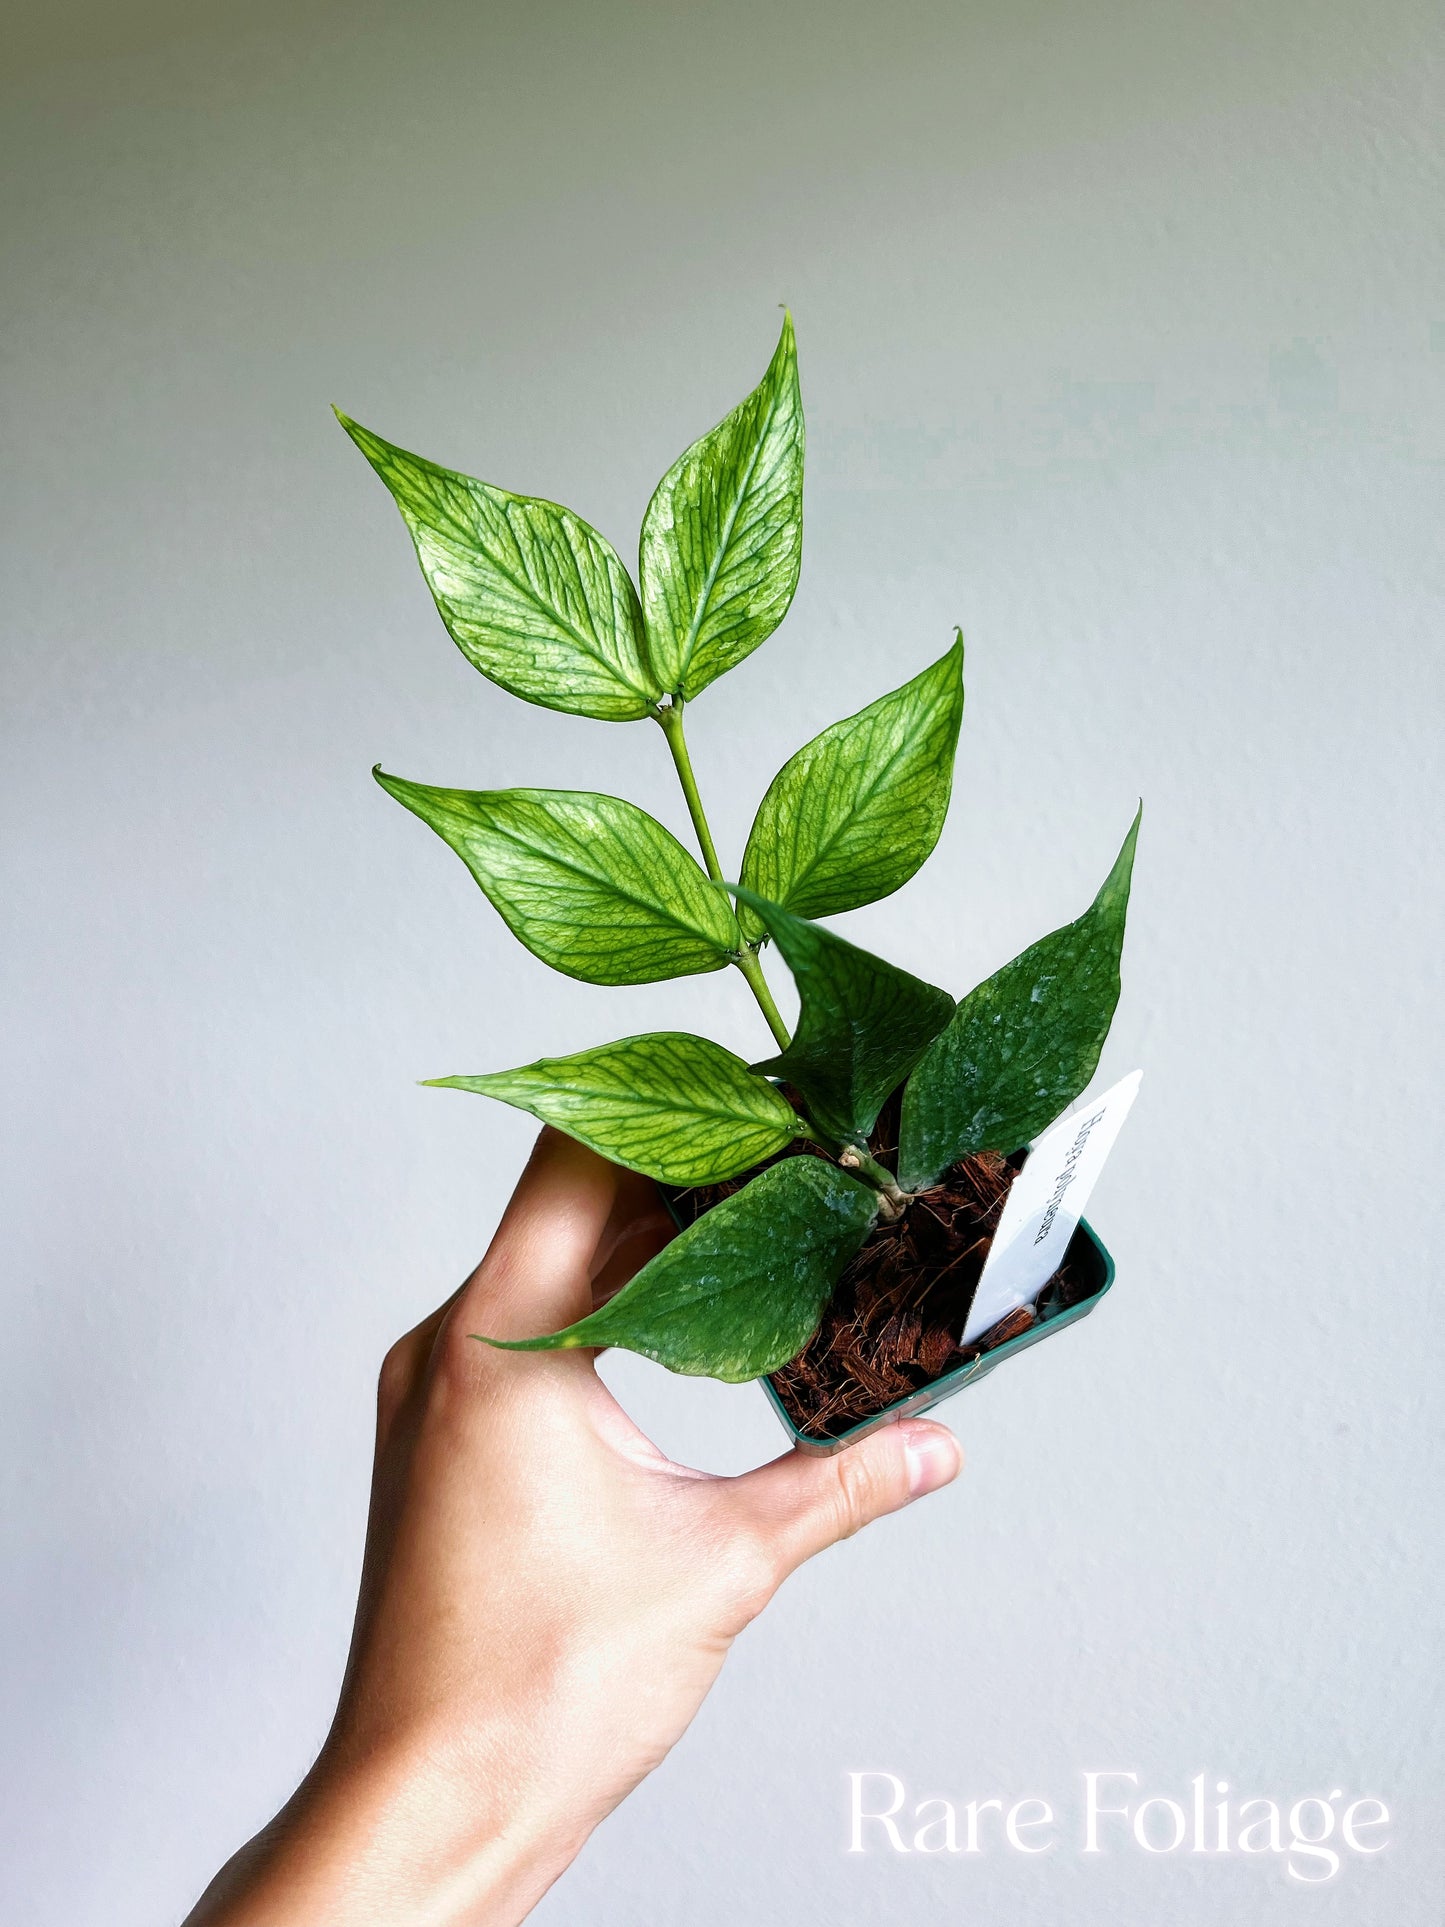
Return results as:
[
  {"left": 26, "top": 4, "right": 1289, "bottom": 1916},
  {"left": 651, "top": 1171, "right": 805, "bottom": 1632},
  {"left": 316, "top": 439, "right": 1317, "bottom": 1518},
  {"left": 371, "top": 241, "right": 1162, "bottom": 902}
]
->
[
  {"left": 374, "top": 1288, "right": 463, "bottom": 1448},
  {"left": 588, "top": 1171, "right": 674, "bottom": 1308},
  {"left": 454, "top": 1128, "right": 643, "bottom": 1339},
  {"left": 724, "top": 1419, "right": 961, "bottom": 1584}
]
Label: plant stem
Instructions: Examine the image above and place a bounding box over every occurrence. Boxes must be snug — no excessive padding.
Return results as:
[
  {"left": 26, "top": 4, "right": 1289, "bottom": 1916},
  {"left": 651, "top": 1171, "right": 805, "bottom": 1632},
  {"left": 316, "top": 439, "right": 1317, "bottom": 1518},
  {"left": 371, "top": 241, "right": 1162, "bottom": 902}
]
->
[
  {"left": 655, "top": 698, "right": 793, "bottom": 1052},
  {"left": 655, "top": 700, "right": 898, "bottom": 1208},
  {"left": 838, "top": 1141, "right": 906, "bottom": 1202},
  {"left": 655, "top": 700, "right": 723, "bottom": 882},
  {"left": 796, "top": 1119, "right": 907, "bottom": 1218},
  {"left": 734, "top": 943, "right": 792, "bottom": 1052}
]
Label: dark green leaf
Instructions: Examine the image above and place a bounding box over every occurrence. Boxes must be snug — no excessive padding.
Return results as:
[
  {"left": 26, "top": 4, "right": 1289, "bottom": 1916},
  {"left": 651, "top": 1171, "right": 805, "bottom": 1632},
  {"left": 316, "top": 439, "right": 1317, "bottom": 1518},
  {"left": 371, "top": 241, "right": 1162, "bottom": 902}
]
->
[
  {"left": 426, "top": 1032, "right": 804, "bottom": 1185},
  {"left": 897, "top": 807, "right": 1142, "bottom": 1190},
  {"left": 736, "top": 890, "right": 955, "bottom": 1145},
  {"left": 376, "top": 772, "right": 740, "bottom": 984},
  {"left": 338, "top": 412, "right": 661, "bottom": 721},
  {"left": 738, "top": 635, "right": 964, "bottom": 937},
  {"left": 639, "top": 314, "right": 803, "bottom": 700},
  {"left": 479, "top": 1156, "right": 877, "bottom": 1381}
]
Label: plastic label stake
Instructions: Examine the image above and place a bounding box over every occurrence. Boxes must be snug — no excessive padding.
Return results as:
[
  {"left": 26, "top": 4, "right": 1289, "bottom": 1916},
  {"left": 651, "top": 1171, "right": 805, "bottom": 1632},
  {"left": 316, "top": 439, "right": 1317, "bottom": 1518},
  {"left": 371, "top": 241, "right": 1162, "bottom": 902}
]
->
[{"left": 962, "top": 1069, "right": 1143, "bottom": 1346}]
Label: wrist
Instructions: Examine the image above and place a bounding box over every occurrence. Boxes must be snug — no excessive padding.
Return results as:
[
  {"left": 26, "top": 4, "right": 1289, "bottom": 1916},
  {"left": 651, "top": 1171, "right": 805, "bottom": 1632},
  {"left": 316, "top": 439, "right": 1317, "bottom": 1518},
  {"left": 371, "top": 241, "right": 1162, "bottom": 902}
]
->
[{"left": 188, "top": 1727, "right": 585, "bottom": 1927}]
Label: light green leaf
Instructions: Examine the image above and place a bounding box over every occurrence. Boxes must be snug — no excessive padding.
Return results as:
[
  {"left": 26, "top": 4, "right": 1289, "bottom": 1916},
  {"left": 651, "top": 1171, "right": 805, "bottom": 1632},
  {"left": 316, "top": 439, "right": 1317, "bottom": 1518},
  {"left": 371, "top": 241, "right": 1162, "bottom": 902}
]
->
[
  {"left": 375, "top": 773, "right": 740, "bottom": 985},
  {"left": 738, "top": 635, "right": 964, "bottom": 937},
  {"left": 426, "top": 1032, "right": 804, "bottom": 1185},
  {"left": 897, "top": 807, "right": 1142, "bottom": 1190},
  {"left": 479, "top": 1156, "right": 877, "bottom": 1381},
  {"left": 736, "top": 890, "right": 955, "bottom": 1146},
  {"left": 639, "top": 313, "right": 803, "bottom": 700},
  {"left": 337, "top": 412, "right": 661, "bottom": 721}
]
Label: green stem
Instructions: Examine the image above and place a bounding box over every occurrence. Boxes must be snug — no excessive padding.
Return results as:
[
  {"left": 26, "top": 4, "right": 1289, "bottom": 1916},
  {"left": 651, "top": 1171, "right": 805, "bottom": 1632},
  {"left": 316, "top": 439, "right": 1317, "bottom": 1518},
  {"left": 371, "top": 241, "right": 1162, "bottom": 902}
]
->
[
  {"left": 838, "top": 1141, "right": 905, "bottom": 1201},
  {"left": 655, "top": 700, "right": 723, "bottom": 882},
  {"left": 790, "top": 1110, "right": 906, "bottom": 1213},
  {"left": 655, "top": 705, "right": 895, "bottom": 1208},
  {"left": 653, "top": 700, "right": 896, "bottom": 1210},
  {"left": 734, "top": 944, "right": 792, "bottom": 1052},
  {"left": 655, "top": 698, "right": 793, "bottom": 1052}
]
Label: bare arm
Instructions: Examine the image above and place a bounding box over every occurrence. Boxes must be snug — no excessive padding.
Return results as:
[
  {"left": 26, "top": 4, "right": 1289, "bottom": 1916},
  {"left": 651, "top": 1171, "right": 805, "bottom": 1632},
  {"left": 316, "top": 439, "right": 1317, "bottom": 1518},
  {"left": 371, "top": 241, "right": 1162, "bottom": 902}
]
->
[{"left": 186, "top": 1129, "right": 960, "bottom": 1925}]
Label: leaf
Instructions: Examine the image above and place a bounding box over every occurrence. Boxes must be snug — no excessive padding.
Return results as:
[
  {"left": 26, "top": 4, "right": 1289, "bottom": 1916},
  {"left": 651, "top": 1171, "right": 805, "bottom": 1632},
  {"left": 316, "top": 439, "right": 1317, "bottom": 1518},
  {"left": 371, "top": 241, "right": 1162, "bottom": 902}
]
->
[
  {"left": 426, "top": 1033, "right": 804, "bottom": 1185},
  {"left": 479, "top": 1156, "right": 878, "bottom": 1381},
  {"left": 897, "top": 807, "right": 1142, "bottom": 1190},
  {"left": 639, "top": 313, "right": 804, "bottom": 700},
  {"left": 337, "top": 412, "right": 662, "bottom": 722},
  {"left": 375, "top": 773, "right": 740, "bottom": 985},
  {"left": 738, "top": 635, "right": 964, "bottom": 937},
  {"left": 735, "top": 890, "right": 955, "bottom": 1146}
]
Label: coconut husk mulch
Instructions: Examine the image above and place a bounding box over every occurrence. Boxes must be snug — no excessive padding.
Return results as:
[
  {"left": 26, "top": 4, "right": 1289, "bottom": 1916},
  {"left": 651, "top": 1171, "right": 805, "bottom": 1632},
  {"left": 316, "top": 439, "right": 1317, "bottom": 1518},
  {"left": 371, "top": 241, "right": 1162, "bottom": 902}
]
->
[{"left": 663, "top": 1093, "right": 1088, "bottom": 1440}]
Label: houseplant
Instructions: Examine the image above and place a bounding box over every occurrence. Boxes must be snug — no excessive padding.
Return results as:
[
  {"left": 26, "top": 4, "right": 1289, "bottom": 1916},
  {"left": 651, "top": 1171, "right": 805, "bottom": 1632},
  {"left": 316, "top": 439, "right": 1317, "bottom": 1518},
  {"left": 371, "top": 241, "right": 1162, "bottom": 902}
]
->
[{"left": 339, "top": 314, "right": 1138, "bottom": 1443}]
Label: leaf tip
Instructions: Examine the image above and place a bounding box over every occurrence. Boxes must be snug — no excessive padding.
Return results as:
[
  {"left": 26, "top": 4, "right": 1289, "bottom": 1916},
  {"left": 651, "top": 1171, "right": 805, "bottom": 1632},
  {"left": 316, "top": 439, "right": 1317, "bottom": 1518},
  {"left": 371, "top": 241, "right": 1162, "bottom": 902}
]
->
[
  {"left": 772, "top": 307, "right": 799, "bottom": 376},
  {"left": 333, "top": 407, "right": 378, "bottom": 456},
  {"left": 372, "top": 764, "right": 425, "bottom": 816},
  {"left": 1094, "top": 804, "right": 1143, "bottom": 917},
  {"left": 471, "top": 1326, "right": 588, "bottom": 1354}
]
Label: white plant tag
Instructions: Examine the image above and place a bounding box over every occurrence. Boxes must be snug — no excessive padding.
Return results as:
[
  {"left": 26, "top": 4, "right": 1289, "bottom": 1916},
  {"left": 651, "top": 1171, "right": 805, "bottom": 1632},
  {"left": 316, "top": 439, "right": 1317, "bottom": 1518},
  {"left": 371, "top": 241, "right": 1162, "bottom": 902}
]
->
[{"left": 961, "top": 1069, "right": 1142, "bottom": 1346}]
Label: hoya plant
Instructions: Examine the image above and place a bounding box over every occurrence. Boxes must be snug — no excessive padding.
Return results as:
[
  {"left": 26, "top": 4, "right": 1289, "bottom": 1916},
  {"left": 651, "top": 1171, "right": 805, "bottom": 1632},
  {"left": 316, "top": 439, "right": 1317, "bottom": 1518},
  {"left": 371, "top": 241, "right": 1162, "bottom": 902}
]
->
[{"left": 339, "top": 315, "right": 1137, "bottom": 1386}]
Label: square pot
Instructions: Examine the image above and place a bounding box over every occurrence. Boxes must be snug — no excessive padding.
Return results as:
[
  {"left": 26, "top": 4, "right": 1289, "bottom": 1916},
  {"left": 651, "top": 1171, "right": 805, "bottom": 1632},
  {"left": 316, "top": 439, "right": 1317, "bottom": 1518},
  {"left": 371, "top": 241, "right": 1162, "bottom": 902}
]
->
[
  {"left": 655, "top": 1183, "right": 1115, "bottom": 1457},
  {"left": 761, "top": 1217, "right": 1116, "bottom": 1455}
]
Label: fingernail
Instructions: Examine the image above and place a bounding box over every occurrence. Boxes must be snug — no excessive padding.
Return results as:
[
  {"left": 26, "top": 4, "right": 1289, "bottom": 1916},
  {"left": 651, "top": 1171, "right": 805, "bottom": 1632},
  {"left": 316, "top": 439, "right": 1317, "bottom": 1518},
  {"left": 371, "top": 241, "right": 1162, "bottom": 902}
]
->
[{"left": 899, "top": 1420, "right": 960, "bottom": 1499}]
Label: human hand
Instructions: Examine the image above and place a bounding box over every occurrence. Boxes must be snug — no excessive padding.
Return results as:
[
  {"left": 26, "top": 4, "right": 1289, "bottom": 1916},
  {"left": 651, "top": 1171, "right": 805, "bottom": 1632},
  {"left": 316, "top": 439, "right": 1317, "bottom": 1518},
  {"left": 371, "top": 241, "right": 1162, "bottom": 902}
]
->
[{"left": 186, "top": 1129, "right": 961, "bottom": 1925}]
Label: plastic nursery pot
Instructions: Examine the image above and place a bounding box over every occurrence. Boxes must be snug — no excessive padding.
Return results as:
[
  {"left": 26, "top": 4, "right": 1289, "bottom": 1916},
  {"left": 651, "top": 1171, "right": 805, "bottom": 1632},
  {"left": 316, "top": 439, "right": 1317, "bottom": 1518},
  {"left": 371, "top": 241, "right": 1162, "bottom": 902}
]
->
[
  {"left": 763, "top": 1218, "right": 1115, "bottom": 1457},
  {"left": 658, "top": 1184, "right": 1115, "bottom": 1459}
]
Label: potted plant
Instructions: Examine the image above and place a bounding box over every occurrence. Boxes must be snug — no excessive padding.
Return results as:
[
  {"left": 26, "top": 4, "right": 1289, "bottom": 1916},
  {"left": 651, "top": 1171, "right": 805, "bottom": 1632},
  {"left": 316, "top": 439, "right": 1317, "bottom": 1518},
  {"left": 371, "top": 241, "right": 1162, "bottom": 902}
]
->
[{"left": 338, "top": 314, "right": 1138, "bottom": 1453}]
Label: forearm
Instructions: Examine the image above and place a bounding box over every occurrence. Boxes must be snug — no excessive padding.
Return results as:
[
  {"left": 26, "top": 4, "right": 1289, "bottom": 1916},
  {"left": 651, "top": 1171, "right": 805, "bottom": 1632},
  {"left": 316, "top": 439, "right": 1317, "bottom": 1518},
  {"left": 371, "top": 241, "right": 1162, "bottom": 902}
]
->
[{"left": 184, "top": 1734, "right": 584, "bottom": 1927}]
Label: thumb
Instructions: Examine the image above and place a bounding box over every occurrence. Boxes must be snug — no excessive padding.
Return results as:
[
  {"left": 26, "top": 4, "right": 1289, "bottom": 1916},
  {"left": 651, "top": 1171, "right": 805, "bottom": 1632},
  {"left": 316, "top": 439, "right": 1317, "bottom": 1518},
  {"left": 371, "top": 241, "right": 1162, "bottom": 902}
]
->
[{"left": 726, "top": 1419, "right": 961, "bottom": 1581}]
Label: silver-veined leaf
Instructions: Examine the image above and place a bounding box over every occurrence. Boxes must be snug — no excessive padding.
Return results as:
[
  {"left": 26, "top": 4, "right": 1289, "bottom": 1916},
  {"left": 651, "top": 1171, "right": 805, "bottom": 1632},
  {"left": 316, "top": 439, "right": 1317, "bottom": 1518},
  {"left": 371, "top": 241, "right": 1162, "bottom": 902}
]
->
[
  {"left": 426, "top": 1032, "right": 804, "bottom": 1184},
  {"left": 739, "top": 635, "right": 964, "bottom": 936},
  {"left": 736, "top": 889, "right": 955, "bottom": 1146},
  {"left": 376, "top": 773, "right": 739, "bottom": 985},
  {"left": 897, "top": 808, "right": 1141, "bottom": 1190},
  {"left": 639, "top": 314, "right": 803, "bottom": 699},
  {"left": 338, "top": 412, "right": 661, "bottom": 721}
]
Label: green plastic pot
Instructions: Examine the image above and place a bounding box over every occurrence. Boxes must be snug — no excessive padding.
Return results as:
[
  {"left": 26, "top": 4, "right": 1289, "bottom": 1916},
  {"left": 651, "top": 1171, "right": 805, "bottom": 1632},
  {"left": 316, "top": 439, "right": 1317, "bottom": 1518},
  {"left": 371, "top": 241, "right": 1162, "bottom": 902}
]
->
[
  {"left": 657, "top": 1184, "right": 1115, "bottom": 1457},
  {"left": 763, "top": 1217, "right": 1116, "bottom": 1455}
]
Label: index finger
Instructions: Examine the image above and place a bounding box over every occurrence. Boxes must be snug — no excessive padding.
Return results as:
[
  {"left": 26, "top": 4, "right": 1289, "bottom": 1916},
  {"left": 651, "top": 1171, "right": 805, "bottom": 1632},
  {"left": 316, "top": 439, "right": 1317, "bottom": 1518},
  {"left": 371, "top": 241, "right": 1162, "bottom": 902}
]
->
[{"left": 454, "top": 1127, "right": 644, "bottom": 1341}]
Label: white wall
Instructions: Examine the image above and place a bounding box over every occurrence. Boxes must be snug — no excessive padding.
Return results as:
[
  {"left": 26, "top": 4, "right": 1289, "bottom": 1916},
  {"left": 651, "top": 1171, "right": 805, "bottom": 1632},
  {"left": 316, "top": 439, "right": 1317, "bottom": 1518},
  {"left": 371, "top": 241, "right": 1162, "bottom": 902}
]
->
[{"left": 3, "top": 1, "right": 1441, "bottom": 1920}]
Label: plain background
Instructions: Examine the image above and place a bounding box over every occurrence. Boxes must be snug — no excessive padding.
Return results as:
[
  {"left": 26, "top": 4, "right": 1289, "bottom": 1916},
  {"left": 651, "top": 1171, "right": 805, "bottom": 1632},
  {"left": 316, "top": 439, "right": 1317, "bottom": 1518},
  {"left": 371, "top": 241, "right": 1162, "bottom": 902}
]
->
[{"left": 3, "top": 0, "right": 1441, "bottom": 1920}]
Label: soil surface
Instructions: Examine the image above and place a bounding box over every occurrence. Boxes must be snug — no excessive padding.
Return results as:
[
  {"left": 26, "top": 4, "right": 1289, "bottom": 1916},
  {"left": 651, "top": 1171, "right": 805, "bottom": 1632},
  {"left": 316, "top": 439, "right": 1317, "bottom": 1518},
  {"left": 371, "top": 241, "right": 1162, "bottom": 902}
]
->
[{"left": 663, "top": 1093, "right": 1089, "bottom": 1439}]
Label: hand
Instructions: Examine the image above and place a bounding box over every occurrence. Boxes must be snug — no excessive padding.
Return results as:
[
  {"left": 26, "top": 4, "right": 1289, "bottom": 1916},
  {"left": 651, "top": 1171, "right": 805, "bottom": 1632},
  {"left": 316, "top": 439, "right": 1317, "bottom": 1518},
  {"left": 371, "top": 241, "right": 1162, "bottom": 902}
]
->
[{"left": 186, "top": 1129, "right": 962, "bottom": 1925}]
